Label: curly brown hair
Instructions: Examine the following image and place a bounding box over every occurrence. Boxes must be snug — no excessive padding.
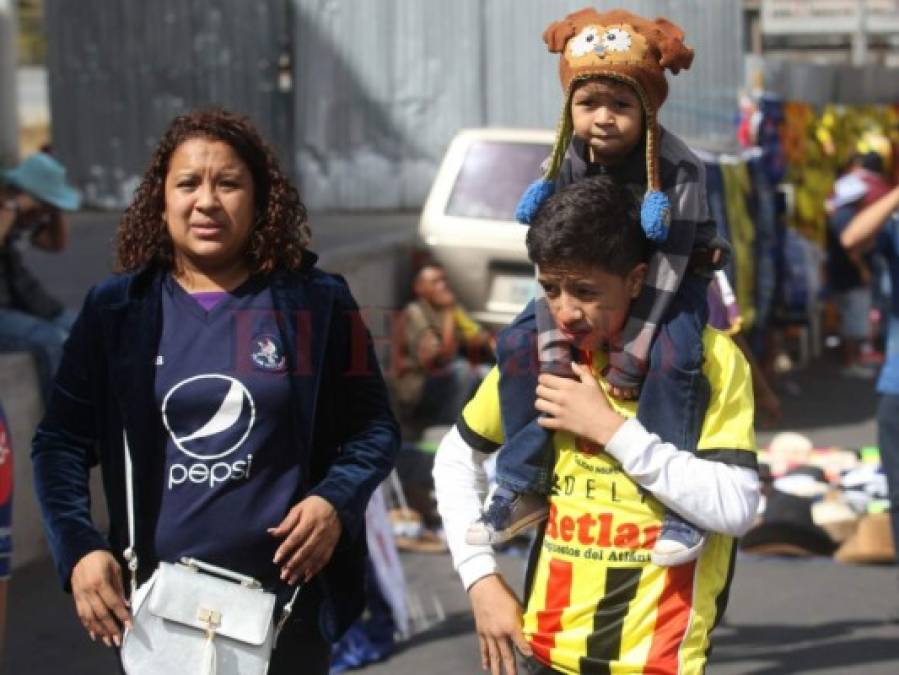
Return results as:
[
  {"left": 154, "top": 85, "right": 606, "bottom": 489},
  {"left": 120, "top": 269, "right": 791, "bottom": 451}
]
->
[{"left": 115, "top": 108, "right": 310, "bottom": 274}]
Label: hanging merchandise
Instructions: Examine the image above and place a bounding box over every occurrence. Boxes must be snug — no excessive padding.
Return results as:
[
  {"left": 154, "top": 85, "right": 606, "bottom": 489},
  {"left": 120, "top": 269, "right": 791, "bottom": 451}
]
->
[
  {"left": 756, "top": 95, "right": 787, "bottom": 186},
  {"left": 780, "top": 103, "right": 899, "bottom": 245},
  {"left": 719, "top": 160, "right": 756, "bottom": 330},
  {"left": 781, "top": 101, "right": 815, "bottom": 167}
]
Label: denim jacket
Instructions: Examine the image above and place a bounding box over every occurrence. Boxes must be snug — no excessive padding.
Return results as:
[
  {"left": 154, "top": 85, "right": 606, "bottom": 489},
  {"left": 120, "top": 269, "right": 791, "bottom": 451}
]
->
[{"left": 31, "top": 253, "right": 400, "bottom": 641}]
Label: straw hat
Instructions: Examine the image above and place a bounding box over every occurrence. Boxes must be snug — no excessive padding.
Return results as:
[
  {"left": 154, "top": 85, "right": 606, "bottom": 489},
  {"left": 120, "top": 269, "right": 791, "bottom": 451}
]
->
[{"left": 835, "top": 513, "right": 896, "bottom": 564}]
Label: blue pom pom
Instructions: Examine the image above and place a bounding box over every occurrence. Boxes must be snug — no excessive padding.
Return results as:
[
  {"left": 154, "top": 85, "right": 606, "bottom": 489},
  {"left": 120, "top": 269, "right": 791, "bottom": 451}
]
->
[
  {"left": 640, "top": 190, "right": 671, "bottom": 242},
  {"left": 515, "top": 179, "right": 556, "bottom": 224}
]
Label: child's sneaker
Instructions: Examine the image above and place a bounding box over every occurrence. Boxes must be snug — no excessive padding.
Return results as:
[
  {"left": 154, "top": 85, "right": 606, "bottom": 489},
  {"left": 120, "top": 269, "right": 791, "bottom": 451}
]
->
[
  {"left": 651, "top": 510, "right": 707, "bottom": 567},
  {"left": 465, "top": 484, "right": 548, "bottom": 545}
]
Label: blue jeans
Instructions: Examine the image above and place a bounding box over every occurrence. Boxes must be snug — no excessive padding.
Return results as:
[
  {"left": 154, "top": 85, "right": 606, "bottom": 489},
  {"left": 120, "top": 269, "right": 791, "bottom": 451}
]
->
[
  {"left": 876, "top": 394, "right": 899, "bottom": 560},
  {"left": 0, "top": 307, "right": 76, "bottom": 403},
  {"left": 415, "top": 357, "right": 483, "bottom": 427},
  {"left": 637, "top": 274, "right": 710, "bottom": 453},
  {"left": 494, "top": 275, "right": 710, "bottom": 494}
]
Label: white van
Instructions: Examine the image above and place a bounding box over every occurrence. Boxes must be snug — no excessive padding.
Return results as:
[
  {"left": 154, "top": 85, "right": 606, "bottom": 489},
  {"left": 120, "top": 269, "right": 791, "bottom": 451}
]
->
[{"left": 418, "top": 128, "right": 555, "bottom": 329}]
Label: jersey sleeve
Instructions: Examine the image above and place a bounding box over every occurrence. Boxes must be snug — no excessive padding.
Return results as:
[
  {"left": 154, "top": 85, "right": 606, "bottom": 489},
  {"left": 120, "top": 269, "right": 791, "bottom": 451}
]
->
[
  {"left": 696, "top": 331, "right": 758, "bottom": 469},
  {"left": 457, "top": 366, "right": 505, "bottom": 453}
]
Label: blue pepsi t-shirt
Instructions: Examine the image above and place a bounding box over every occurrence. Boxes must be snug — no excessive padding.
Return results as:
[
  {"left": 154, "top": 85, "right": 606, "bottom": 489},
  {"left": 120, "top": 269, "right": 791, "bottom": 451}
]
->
[
  {"left": 876, "top": 214, "right": 899, "bottom": 395},
  {"left": 154, "top": 274, "right": 299, "bottom": 584}
]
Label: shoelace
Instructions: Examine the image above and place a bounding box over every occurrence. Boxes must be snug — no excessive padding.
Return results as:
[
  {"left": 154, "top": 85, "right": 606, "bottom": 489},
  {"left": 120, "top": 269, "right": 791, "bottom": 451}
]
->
[{"left": 480, "top": 495, "right": 514, "bottom": 527}]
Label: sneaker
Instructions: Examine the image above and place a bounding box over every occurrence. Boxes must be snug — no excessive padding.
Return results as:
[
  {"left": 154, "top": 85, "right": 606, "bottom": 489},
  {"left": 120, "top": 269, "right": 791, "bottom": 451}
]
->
[
  {"left": 465, "top": 485, "right": 548, "bottom": 545},
  {"left": 651, "top": 511, "right": 708, "bottom": 567}
]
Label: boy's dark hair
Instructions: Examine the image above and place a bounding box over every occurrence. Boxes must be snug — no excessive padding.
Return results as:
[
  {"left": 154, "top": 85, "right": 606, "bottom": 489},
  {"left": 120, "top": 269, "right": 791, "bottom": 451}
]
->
[{"left": 526, "top": 175, "right": 647, "bottom": 276}]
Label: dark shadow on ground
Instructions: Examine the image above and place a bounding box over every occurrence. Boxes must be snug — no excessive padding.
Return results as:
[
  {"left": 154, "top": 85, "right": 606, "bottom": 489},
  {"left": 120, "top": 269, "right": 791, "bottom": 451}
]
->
[
  {"left": 761, "top": 354, "right": 879, "bottom": 433},
  {"left": 390, "top": 611, "right": 476, "bottom": 656},
  {"left": 711, "top": 620, "right": 898, "bottom": 674}
]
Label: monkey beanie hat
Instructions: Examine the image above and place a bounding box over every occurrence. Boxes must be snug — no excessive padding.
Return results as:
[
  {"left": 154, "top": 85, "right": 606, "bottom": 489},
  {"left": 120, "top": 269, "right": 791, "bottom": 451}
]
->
[{"left": 515, "top": 7, "right": 694, "bottom": 242}]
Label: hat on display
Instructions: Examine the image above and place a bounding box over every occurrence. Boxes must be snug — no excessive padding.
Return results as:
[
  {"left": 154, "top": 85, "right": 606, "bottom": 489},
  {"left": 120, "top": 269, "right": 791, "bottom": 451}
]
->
[
  {"left": 740, "top": 489, "right": 837, "bottom": 557},
  {"left": 773, "top": 465, "right": 831, "bottom": 500},
  {"left": 827, "top": 172, "right": 868, "bottom": 211},
  {"left": 835, "top": 512, "right": 896, "bottom": 564},
  {"left": 765, "top": 431, "right": 814, "bottom": 476},
  {"left": 811, "top": 494, "right": 859, "bottom": 544},
  {"left": 2, "top": 152, "right": 81, "bottom": 211},
  {"left": 515, "top": 7, "right": 694, "bottom": 244}
]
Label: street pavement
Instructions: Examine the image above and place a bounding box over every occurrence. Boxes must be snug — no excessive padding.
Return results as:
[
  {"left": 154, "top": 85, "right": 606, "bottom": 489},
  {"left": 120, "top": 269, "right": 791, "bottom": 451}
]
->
[{"left": 5, "top": 212, "right": 899, "bottom": 673}]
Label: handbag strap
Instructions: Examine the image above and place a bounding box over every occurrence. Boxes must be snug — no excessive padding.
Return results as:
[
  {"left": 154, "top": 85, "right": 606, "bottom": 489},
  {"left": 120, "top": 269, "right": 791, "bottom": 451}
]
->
[
  {"left": 122, "top": 430, "right": 139, "bottom": 598},
  {"left": 122, "top": 430, "right": 302, "bottom": 637}
]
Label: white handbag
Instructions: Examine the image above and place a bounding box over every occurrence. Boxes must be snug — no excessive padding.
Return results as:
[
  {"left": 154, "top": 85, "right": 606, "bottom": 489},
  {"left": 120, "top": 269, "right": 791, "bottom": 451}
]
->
[{"left": 119, "top": 433, "right": 300, "bottom": 675}]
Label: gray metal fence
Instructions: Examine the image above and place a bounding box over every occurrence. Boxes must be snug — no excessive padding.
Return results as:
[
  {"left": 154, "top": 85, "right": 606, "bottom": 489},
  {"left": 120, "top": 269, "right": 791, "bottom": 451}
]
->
[
  {"left": 45, "top": 0, "right": 292, "bottom": 208},
  {"left": 47, "top": 0, "right": 742, "bottom": 210},
  {"left": 294, "top": 0, "right": 743, "bottom": 209}
]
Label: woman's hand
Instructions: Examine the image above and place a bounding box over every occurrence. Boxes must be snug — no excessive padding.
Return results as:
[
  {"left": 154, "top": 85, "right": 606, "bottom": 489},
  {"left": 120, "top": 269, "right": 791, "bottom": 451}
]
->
[
  {"left": 536, "top": 362, "right": 625, "bottom": 446},
  {"left": 70, "top": 550, "right": 131, "bottom": 647},
  {"left": 269, "top": 495, "right": 341, "bottom": 585},
  {"left": 468, "top": 574, "right": 532, "bottom": 675}
]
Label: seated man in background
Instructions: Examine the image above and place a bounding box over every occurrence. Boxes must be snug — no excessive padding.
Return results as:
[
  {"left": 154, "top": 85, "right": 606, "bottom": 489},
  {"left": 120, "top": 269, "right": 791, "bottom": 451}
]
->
[
  {"left": 0, "top": 152, "right": 80, "bottom": 402},
  {"left": 393, "top": 261, "right": 493, "bottom": 434}
]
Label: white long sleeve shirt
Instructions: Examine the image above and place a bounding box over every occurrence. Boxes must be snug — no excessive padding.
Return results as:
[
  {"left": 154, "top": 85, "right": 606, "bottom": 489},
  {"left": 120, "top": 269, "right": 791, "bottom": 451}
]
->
[{"left": 433, "top": 419, "right": 759, "bottom": 590}]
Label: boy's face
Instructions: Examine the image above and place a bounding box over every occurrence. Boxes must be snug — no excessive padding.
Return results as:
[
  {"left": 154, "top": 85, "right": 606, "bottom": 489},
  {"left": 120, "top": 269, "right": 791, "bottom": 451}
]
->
[
  {"left": 570, "top": 78, "right": 644, "bottom": 165},
  {"left": 537, "top": 261, "right": 647, "bottom": 352}
]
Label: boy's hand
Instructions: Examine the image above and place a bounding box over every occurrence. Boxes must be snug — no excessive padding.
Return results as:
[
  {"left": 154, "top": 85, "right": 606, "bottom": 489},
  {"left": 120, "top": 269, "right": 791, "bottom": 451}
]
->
[
  {"left": 536, "top": 362, "right": 625, "bottom": 446},
  {"left": 468, "top": 574, "right": 531, "bottom": 675}
]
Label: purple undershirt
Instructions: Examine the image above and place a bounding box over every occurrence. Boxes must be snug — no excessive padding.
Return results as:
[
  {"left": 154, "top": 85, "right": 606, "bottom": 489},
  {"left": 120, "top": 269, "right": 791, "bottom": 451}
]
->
[{"left": 190, "top": 291, "right": 229, "bottom": 312}]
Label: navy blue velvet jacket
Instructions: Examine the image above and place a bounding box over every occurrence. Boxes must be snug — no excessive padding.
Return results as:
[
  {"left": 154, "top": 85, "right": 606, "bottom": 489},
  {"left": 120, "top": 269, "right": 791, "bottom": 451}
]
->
[{"left": 31, "top": 253, "right": 400, "bottom": 641}]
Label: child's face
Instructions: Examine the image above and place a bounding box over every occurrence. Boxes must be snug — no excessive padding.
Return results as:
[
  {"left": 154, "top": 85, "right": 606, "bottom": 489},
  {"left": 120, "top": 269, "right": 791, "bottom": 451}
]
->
[
  {"left": 537, "top": 261, "right": 647, "bottom": 352},
  {"left": 570, "top": 78, "right": 644, "bottom": 165}
]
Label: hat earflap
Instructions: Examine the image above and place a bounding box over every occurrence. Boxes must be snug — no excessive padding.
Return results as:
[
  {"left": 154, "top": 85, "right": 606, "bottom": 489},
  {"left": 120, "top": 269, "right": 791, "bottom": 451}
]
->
[
  {"left": 514, "top": 88, "right": 576, "bottom": 225},
  {"left": 515, "top": 178, "right": 556, "bottom": 224},
  {"left": 640, "top": 113, "right": 670, "bottom": 242},
  {"left": 640, "top": 190, "right": 671, "bottom": 242}
]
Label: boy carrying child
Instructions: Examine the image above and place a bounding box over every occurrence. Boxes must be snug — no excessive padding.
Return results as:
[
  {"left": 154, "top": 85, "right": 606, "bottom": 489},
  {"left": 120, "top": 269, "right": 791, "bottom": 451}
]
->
[
  {"left": 466, "top": 7, "right": 730, "bottom": 567},
  {"left": 435, "top": 173, "right": 759, "bottom": 674}
]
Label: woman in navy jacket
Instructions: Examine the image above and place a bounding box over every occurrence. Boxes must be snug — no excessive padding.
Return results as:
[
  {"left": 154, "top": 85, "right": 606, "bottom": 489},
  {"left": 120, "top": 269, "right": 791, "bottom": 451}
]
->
[{"left": 31, "top": 109, "right": 399, "bottom": 673}]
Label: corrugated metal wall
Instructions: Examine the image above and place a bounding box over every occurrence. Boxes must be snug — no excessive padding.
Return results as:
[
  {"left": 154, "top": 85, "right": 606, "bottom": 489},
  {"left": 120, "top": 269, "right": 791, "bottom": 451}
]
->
[
  {"left": 294, "top": 0, "right": 743, "bottom": 209},
  {"left": 47, "top": 0, "right": 741, "bottom": 210},
  {"left": 761, "top": 58, "right": 899, "bottom": 106},
  {"left": 45, "top": 0, "right": 292, "bottom": 208}
]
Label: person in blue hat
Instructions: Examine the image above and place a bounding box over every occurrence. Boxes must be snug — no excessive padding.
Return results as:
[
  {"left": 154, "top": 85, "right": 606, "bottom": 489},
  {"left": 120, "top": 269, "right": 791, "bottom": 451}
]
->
[{"left": 0, "top": 151, "right": 81, "bottom": 402}]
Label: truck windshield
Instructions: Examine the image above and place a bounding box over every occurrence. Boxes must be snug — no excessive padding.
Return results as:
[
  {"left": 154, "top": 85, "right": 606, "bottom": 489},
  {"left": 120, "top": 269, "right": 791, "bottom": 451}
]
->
[{"left": 445, "top": 140, "right": 551, "bottom": 221}]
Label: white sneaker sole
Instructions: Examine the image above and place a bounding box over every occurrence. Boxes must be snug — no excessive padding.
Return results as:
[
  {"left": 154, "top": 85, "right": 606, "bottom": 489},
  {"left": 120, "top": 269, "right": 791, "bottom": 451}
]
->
[{"left": 651, "top": 536, "right": 707, "bottom": 567}]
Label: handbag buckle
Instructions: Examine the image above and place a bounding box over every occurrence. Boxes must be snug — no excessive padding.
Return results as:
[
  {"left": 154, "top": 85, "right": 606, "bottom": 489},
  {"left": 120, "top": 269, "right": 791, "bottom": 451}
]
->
[{"left": 198, "top": 607, "right": 222, "bottom": 629}]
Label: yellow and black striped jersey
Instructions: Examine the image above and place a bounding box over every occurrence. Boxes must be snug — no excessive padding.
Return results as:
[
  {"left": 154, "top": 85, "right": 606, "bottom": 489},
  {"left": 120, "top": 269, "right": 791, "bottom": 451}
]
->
[{"left": 459, "top": 327, "right": 756, "bottom": 674}]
